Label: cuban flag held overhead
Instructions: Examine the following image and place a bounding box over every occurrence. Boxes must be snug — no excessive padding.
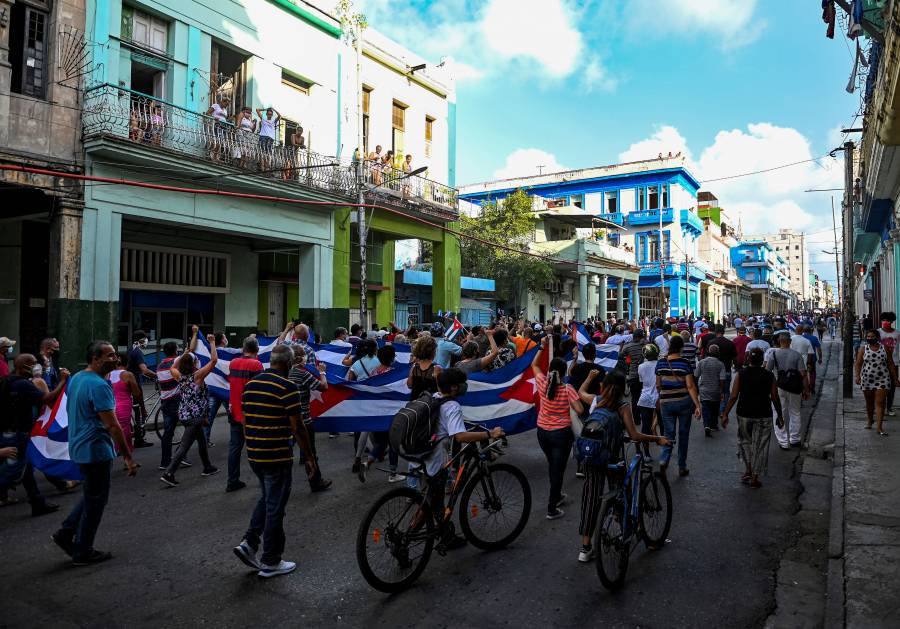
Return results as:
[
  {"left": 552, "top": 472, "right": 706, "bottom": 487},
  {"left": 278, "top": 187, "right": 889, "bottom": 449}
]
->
[
  {"left": 444, "top": 318, "right": 465, "bottom": 342},
  {"left": 28, "top": 386, "right": 83, "bottom": 480},
  {"left": 573, "top": 322, "right": 621, "bottom": 370}
]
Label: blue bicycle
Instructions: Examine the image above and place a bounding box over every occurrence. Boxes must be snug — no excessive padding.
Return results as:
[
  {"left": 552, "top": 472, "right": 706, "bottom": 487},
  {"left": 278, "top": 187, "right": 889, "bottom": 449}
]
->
[{"left": 596, "top": 438, "right": 673, "bottom": 591}]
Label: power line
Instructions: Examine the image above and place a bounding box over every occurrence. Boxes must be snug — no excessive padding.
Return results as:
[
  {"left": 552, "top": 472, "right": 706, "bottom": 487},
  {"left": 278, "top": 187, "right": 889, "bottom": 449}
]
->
[{"left": 698, "top": 155, "right": 835, "bottom": 184}]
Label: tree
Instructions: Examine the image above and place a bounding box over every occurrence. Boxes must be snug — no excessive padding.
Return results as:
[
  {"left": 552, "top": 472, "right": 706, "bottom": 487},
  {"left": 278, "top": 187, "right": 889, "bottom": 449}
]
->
[{"left": 459, "top": 189, "right": 554, "bottom": 309}]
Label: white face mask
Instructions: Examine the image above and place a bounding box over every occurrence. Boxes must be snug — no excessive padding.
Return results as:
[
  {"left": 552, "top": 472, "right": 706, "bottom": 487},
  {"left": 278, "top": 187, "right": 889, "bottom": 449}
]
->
[{"left": 32, "top": 364, "right": 43, "bottom": 377}]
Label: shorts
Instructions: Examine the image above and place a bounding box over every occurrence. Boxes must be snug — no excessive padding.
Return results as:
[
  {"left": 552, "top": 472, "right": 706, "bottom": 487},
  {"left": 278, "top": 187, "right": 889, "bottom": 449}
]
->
[{"left": 259, "top": 136, "right": 274, "bottom": 151}]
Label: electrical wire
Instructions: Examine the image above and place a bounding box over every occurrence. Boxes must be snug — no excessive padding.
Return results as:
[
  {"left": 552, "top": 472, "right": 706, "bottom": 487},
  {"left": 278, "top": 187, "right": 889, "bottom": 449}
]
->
[{"left": 697, "top": 155, "right": 836, "bottom": 184}]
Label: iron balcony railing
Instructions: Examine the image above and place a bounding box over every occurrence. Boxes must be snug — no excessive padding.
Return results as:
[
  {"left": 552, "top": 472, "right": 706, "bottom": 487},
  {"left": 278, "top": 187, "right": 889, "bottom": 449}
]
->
[{"left": 81, "top": 83, "right": 458, "bottom": 218}]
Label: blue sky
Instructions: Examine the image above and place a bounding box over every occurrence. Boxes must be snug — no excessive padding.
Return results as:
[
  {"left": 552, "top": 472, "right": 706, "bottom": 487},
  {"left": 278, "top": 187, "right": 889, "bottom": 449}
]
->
[{"left": 360, "top": 0, "right": 865, "bottom": 285}]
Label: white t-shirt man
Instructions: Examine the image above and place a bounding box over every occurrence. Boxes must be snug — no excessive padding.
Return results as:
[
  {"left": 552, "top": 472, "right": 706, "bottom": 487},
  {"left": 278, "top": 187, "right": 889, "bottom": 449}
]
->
[
  {"left": 410, "top": 394, "right": 465, "bottom": 476},
  {"left": 654, "top": 333, "right": 670, "bottom": 356},
  {"left": 259, "top": 117, "right": 278, "bottom": 140},
  {"left": 789, "top": 333, "right": 813, "bottom": 360},
  {"left": 637, "top": 360, "right": 659, "bottom": 408},
  {"left": 210, "top": 103, "right": 228, "bottom": 122},
  {"left": 733, "top": 316, "right": 744, "bottom": 329}
]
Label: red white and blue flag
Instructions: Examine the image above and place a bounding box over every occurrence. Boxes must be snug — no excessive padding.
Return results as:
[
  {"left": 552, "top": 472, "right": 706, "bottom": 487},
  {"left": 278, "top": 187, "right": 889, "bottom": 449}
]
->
[
  {"left": 573, "top": 322, "right": 622, "bottom": 370},
  {"left": 28, "top": 385, "right": 83, "bottom": 480},
  {"left": 444, "top": 318, "right": 465, "bottom": 342}
]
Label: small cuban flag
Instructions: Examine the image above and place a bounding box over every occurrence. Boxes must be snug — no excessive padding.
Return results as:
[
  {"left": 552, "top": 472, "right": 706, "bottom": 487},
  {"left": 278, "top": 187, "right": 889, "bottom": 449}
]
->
[
  {"left": 436, "top": 309, "right": 444, "bottom": 319},
  {"left": 445, "top": 317, "right": 465, "bottom": 342},
  {"left": 573, "top": 322, "right": 593, "bottom": 348}
]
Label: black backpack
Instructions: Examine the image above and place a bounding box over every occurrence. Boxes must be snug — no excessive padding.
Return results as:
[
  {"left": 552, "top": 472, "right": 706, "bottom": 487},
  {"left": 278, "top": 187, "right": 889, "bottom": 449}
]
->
[
  {"left": 389, "top": 392, "right": 447, "bottom": 458},
  {"left": 575, "top": 406, "right": 624, "bottom": 467},
  {"left": 773, "top": 353, "right": 804, "bottom": 394}
]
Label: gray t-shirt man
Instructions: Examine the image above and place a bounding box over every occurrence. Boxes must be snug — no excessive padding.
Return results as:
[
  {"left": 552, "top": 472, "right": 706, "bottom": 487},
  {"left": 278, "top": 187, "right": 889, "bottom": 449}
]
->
[
  {"left": 694, "top": 355, "right": 726, "bottom": 401},
  {"left": 765, "top": 347, "right": 806, "bottom": 389}
]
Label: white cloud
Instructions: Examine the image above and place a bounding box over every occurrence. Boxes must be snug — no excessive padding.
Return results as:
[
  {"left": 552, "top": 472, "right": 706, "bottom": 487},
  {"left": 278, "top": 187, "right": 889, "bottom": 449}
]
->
[
  {"left": 626, "top": 0, "right": 765, "bottom": 49},
  {"left": 583, "top": 56, "right": 618, "bottom": 92},
  {"left": 493, "top": 148, "right": 569, "bottom": 179},
  {"left": 618, "top": 125, "right": 694, "bottom": 164}
]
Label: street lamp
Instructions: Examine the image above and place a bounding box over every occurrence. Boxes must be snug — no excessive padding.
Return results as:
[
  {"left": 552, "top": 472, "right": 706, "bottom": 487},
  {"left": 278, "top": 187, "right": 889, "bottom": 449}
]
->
[{"left": 357, "top": 165, "right": 429, "bottom": 332}]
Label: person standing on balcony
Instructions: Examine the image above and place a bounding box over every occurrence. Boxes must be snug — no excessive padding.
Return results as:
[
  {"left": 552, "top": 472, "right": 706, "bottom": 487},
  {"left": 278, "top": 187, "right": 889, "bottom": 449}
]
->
[
  {"left": 234, "top": 107, "right": 257, "bottom": 170},
  {"left": 287, "top": 125, "right": 305, "bottom": 180},
  {"left": 368, "top": 145, "right": 383, "bottom": 185},
  {"left": 402, "top": 154, "right": 413, "bottom": 198},
  {"left": 382, "top": 150, "right": 395, "bottom": 187},
  {"left": 207, "top": 96, "right": 231, "bottom": 163},
  {"left": 256, "top": 107, "right": 281, "bottom": 174}
]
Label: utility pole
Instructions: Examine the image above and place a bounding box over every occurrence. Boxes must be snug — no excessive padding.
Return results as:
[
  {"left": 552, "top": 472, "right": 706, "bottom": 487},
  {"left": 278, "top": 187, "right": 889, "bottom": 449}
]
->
[
  {"left": 659, "top": 206, "right": 667, "bottom": 318},
  {"left": 841, "top": 141, "right": 856, "bottom": 398},
  {"left": 831, "top": 196, "right": 842, "bottom": 300}
]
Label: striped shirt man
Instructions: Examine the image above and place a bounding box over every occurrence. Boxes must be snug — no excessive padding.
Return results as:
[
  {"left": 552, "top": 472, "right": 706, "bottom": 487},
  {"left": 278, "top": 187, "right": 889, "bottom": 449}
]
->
[
  {"left": 242, "top": 370, "right": 302, "bottom": 465},
  {"left": 655, "top": 357, "right": 692, "bottom": 404},
  {"left": 156, "top": 356, "right": 179, "bottom": 400}
]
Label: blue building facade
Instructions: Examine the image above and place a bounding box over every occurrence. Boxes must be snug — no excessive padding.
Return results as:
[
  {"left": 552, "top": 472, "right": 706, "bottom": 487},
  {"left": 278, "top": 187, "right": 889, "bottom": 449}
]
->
[
  {"left": 460, "top": 158, "right": 705, "bottom": 319},
  {"left": 730, "top": 241, "right": 791, "bottom": 313}
]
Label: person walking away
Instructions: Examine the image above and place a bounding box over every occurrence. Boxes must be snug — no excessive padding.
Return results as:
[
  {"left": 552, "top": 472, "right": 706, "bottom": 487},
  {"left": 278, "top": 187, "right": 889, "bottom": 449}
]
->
[
  {"left": 159, "top": 337, "right": 219, "bottom": 486},
  {"left": 706, "top": 324, "right": 736, "bottom": 413},
  {"left": 0, "top": 354, "right": 68, "bottom": 514},
  {"left": 854, "top": 330, "right": 899, "bottom": 435},
  {"left": 827, "top": 314, "right": 838, "bottom": 340},
  {"left": 655, "top": 335, "right": 702, "bottom": 476},
  {"left": 156, "top": 335, "right": 195, "bottom": 472},
  {"left": 723, "top": 348, "right": 783, "bottom": 488},
  {"left": 205, "top": 332, "right": 232, "bottom": 447},
  {"left": 799, "top": 324, "right": 823, "bottom": 392},
  {"left": 126, "top": 330, "right": 157, "bottom": 448},
  {"left": 636, "top": 344, "right": 661, "bottom": 456},
  {"left": 733, "top": 326, "right": 751, "bottom": 370},
  {"left": 407, "top": 335, "right": 441, "bottom": 400},
  {"left": 287, "top": 346, "right": 333, "bottom": 491},
  {"left": 679, "top": 330, "right": 698, "bottom": 371},
  {"left": 531, "top": 337, "right": 583, "bottom": 520},
  {"left": 621, "top": 330, "right": 646, "bottom": 423},
  {"left": 746, "top": 327, "right": 770, "bottom": 355},
  {"left": 52, "top": 341, "right": 137, "bottom": 565},
  {"left": 574, "top": 370, "right": 668, "bottom": 561},
  {"left": 695, "top": 344, "right": 726, "bottom": 437},
  {"left": 233, "top": 345, "right": 318, "bottom": 578},
  {"left": 226, "top": 336, "right": 264, "bottom": 492},
  {"left": 877, "top": 312, "right": 899, "bottom": 416},
  {"left": 107, "top": 353, "right": 142, "bottom": 461},
  {"left": 766, "top": 331, "right": 808, "bottom": 449}
]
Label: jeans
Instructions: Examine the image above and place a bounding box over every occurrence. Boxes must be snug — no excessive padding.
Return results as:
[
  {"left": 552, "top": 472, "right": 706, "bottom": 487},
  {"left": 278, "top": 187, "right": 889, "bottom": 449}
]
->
[
  {"left": 59, "top": 460, "right": 112, "bottom": 560},
  {"left": 227, "top": 420, "right": 246, "bottom": 487},
  {"left": 628, "top": 378, "right": 642, "bottom": 425},
  {"left": 660, "top": 397, "right": 696, "bottom": 469},
  {"left": 159, "top": 396, "right": 181, "bottom": 468},
  {"left": 245, "top": 462, "right": 293, "bottom": 566},
  {"left": 536, "top": 426, "right": 574, "bottom": 514},
  {"left": 701, "top": 399, "right": 721, "bottom": 430},
  {"left": 165, "top": 423, "right": 212, "bottom": 475},
  {"left": 205, "top": 395, "right": 230, "bottom": 443},
  {"left": 719, "top": 372, "right": 732, "bottom": 414},
  {"left": 296, "top": 421, "right": 325, "bottom": 488},
  {"left": 0, "top": 431, "right": 47, "bottom": 506}
]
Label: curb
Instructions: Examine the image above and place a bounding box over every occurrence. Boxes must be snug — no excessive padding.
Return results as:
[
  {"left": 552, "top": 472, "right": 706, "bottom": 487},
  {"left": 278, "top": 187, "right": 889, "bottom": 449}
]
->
[{"left": 824, "top": 358, "right": 846, "bottom": 629}]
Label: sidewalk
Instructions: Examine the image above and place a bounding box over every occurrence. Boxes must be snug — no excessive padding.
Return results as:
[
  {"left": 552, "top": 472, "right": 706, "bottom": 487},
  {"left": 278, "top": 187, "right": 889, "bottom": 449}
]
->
[{"left": 829, "top": 383, "right": 900, "bottom": 627}]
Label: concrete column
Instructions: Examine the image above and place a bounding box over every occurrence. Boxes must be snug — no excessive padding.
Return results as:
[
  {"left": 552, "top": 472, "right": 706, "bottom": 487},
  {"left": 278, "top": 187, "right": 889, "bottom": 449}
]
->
[
  {"left": 375, "top": 240, "right": 396, "bottom": 328},
  {"left": 432, "top": 226, "right": 461, "bottom": 314},
  {"left": 616, "top": 277, "right": 625, "bottom": 320},
  {"left": 632, "top": 280, "right": 641, "bottom": 322},
  {"left": 578, "top": 272, "right": 588, "bottom": 320},
  {"left": 598, "top": 274, "right": 608, "bottom": 321},
  {"left": 299, "top": 242, "right": 340, "bottom": 338}
]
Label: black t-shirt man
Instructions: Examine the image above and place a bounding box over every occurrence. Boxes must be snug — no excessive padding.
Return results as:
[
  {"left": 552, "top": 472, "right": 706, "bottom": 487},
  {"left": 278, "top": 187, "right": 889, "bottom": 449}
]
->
[
  {"left": 3, "top": 375, "right": 44, "bottom": 433},
  {"left": 708, "top": 336, "right": 737, "bottom": 371}
]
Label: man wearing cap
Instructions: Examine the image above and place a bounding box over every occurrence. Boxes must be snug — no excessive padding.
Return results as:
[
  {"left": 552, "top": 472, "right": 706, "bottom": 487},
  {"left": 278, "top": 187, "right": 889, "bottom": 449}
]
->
[
  {"left": 0, "top": 336, "right": 14, "bottom": 377},
  {"left": 432, "top": 322, "right": 462, "bottom": 369}
]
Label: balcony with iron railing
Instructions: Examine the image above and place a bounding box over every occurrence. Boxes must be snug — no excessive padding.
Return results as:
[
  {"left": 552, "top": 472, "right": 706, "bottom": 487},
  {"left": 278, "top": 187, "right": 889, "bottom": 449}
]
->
[
  {"left": 81, "top": 84, "right": 459, "bottom": 220},
  {"left": 627, "top": 208, "right": 674, "bottom": 226}
]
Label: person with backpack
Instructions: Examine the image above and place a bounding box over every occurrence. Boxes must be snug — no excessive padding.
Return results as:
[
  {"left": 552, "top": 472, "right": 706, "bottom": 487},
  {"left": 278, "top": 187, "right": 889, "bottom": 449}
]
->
[
  {"left": 722, "top": 347, "right": 783, "bottom": 488},
  {"left": 159, "top": 337, "right": 220, "bottom": 486},
  {"left": 531, "top": 336, "right": 584, "bottom": 520},
  {"left": 574, "top": 370, "right": 668, "bottom": 562},
  {"left": 765, "top": 331, "right": 808, "bottom": 450}
]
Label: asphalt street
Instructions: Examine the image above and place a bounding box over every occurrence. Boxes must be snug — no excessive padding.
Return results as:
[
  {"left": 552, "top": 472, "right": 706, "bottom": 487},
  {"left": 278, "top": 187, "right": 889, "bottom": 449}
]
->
[{"left": 1, "top": 341, "right": 838, "bottom": 629}]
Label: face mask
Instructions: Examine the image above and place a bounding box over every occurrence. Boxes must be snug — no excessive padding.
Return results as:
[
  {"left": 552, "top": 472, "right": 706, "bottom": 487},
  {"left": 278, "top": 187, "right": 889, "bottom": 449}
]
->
[
  {"left": 139, "top": 339, "right": 149, "bottom": 348},
  {"left": 32, "top": 364, "right": 43, "bottom": 377},
  {"left": 454, "top": 382, "right": 469, "bottom": 397},
  {"left": 867, "top": 338, "right": 879, "bottom": 345},
  {"left": 882, "top": 322, "right": 892, "bottom": 330}
]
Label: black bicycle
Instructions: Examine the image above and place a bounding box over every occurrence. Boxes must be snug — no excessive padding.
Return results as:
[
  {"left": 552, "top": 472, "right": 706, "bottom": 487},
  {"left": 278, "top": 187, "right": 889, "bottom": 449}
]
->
[
  {"left": 145, "top": 381, "right": 185, "bottom": 446},
  {"left": 356, "top": 425, "right": 531, "bottom": 593},
  {"left": 595, "top": 438, "right": 673, "bottom": 591}
]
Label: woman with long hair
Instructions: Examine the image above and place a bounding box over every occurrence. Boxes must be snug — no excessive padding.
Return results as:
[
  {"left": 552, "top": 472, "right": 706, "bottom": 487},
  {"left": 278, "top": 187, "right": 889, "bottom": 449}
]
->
[
  {"left": 160, "top": 337, "right": 219, "bottom": 486},
  {"left": 407, "top": 335, "right": 441, "bottom": 400},
  {"left": 575, "top": 370, "right": 668, "bottom": 562},
  {"left": 531, "top": 336, "right": 584, "bottom": 520},
  {"left": 107, "top": 352, "right": 143, "bottom": 461}
]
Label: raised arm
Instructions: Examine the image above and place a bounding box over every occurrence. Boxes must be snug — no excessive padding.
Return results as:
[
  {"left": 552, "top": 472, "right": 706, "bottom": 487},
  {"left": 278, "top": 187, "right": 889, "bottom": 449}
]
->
[
  {"left": 479, "top": 329, "right": 500, "bottom": 369},
  {"left": 531, "top": 336, "right": 549, "bottom": 378},
  {"left": 188, "top": 325, "right": 199, "bottom": 354},
  {"left": 194, "top": 335, "right": 218, "bottom": 382}
]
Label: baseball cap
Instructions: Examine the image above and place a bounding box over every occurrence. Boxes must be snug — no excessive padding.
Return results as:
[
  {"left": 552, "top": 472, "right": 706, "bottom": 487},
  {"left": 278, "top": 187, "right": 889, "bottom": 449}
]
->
[
  {"left": 533, "top": 323, "right": 543, "bottom": 332},
  {"left": 0, "top": 337, "right": 16, "bottom": 349}
]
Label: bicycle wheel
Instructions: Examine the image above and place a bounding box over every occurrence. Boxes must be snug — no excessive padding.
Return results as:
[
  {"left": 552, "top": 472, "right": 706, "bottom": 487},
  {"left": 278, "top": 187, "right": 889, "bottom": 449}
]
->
[
  {"left": 638, "top": 471, "right": 672, "bottom": 550},
  {"left": 356, "top": 487, "right": 435, "bottom": 593},
  {"left": 459, "top": 462, "right": 531, "bottom": 550},
  {"left": 152, "top": 405, "right": 184, "bottom": 446},
  {"left": 595, "top": 497, "right": 629, "bottom": 591}
]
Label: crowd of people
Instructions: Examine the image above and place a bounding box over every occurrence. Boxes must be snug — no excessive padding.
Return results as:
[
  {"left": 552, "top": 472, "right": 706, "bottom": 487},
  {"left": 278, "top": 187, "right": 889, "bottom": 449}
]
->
[{"left": 2, "top": 306, "right": 897, "bottom": 576}]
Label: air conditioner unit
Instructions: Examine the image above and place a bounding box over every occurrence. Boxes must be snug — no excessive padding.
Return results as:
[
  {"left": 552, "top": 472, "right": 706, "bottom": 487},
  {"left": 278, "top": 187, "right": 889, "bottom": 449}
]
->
[{"left": 543, "top": 281, "right": 555, "bottom": 291}]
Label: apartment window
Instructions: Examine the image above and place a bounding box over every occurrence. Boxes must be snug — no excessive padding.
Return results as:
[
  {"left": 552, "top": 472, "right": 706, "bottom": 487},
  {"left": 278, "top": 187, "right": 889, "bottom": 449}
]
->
[
  {"left": 637, "top": 187, "right": 646, "bottom": 211},
  {"left": 605, "top": 191, "right": 618, "bottom": 213},
  {"left": 282, "top": 70, "right": 313, "bottom": 95},
  {"left": 210, "top": 42, "right": 251, "bottom": 115},
  {"left": 9, "top": 1, "right": 49, "bottom": 99},
  {"left": 425, "top": 115, "right": 434, "bottom": 158},
  {"left": 391, "top": 100, "right": 407, "bottom": 161},
  {"left": 662, "top": 185, "right": 669, "bottom": 208},
  {"left": 648, "top": 185, "right": 659, "bottom": 210},
  {"left": 362, "top": 86, "right": 372, "bottom": 154},
  {"left": 569, "top": 194, "right": 584, "bottom": 209},
  {"left": 122, "top": 6, "right": 169, "bottom": 53},
  {"left": 795, "top": 245, "right": 800, "bottom": 250}
]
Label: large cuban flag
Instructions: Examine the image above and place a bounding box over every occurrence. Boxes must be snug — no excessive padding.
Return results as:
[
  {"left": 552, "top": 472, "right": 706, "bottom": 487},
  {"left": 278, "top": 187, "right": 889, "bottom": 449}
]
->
[
  {"left": 573, "top": 322, "right": 621, "bottom": 370},
  {"left": 193, "top": 336, "right": 541, "bottom": 434},
  {"left": 28, "top": 385, "right": 83, "bottom": 480}
]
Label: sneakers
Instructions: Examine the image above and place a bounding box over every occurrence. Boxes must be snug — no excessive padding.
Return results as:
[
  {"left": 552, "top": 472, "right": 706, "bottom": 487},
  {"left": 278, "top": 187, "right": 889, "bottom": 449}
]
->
[
  {"left": 678, "top": 468, "right": 690, "bottom": 477},
  {"left": 888, "top": 409, "right": 897, "bottom": 417},
  {"left": 233, "top": 540, "right": 261, "bottom": 570},
  {"left": 31, "top": 502, "right": 60, "bottom": 517},
  {"left": 351, "top": 458, "right": 361, "bottom": 474},
  {"left": 328, "top": 433, "right": 339, "bottom": 439},
  {"left": 160, "top": 473, "right": 179, "bottom": 487},
  {"left": 258, "top": 560, "right": 296, "bottom": 578},
  {"left": 201, "top": 466, "right": 219, "bottom": 477},
  {"left": 51, "top": 531, "right": 74, "bottom": 556},
  {"left": 72, "top": 550, "right": 113, "bottom": 566},
  {"left": 358, "top": 461, "right": 369, "bottom": 483},
  {"left": 556, "top": 493, "right": 567, "bottom": 509},
  {"left": 133, "top": 440, "right": 154, "bottom": 449},
  {"left": 388, "top": 473, "right": 406, "bottom": 483},
  {"left": 578, "top": 545, "right": 595, "bottom": 563},
  {"left": 225, "top": 481, "right": 247, "bottom": 493},
  {"left": 311, "top": 479, "right": 333, "bottom": 493},
  {"left": 705, "top": 427, "right": 712, "bottom": 438},
  {"left": 180, "top": 460, "right": 193, "bottom": 468},
  {"left": 546, "top": 508, "right": 565, "bottom": 520}
]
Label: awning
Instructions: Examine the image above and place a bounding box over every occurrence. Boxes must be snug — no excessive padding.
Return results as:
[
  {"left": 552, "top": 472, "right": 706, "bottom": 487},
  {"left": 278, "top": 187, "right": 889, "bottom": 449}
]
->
[{"left": 533, "top": 208, "right": 622, "bottom": 230}]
